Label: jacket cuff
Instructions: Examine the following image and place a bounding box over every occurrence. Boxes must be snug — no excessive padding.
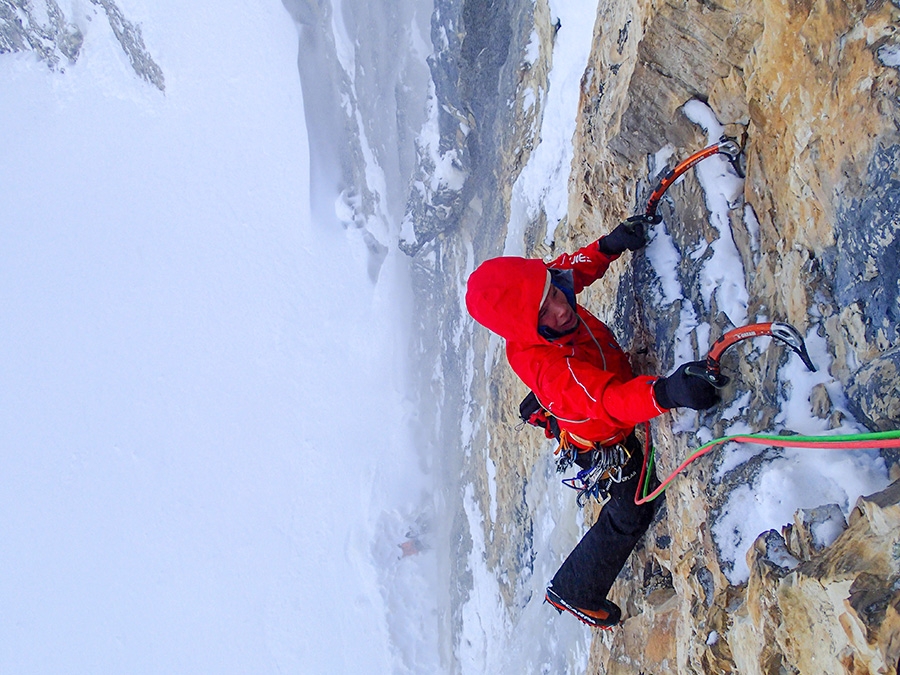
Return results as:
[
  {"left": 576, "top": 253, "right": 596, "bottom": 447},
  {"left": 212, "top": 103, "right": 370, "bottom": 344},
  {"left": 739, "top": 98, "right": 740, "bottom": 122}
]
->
[{"left": 652, "top": 378, "right": 673, "bottom": 411}]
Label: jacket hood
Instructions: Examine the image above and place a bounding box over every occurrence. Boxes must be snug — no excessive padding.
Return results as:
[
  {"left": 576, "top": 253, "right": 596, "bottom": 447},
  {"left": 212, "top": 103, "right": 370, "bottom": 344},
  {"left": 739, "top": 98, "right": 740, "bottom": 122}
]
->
[{"left": 466, "top": 257, "right": 549, "bottom": 344}]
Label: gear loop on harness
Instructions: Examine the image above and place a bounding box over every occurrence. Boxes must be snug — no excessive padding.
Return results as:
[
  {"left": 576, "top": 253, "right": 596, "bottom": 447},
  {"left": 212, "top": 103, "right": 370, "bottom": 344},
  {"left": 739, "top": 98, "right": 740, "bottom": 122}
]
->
[
  {"left": 554, "top": 430, "right": 579, "bottom": 473},
  {"left": 561, "top": 441, "right": 634, "bottom": 506}
]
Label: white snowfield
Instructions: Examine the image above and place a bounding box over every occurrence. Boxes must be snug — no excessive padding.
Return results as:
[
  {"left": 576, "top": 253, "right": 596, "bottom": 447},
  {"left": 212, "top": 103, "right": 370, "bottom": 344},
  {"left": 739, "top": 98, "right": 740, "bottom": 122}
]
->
[{"left": 1, "top": 0, "right": 430, "bottom": 672}]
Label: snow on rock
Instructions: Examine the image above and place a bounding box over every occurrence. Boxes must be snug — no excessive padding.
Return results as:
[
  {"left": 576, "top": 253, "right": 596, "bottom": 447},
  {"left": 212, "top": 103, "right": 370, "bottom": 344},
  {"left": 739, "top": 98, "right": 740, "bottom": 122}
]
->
[{"left": 559, "top": 0, "right": 900, "bottom": 669}]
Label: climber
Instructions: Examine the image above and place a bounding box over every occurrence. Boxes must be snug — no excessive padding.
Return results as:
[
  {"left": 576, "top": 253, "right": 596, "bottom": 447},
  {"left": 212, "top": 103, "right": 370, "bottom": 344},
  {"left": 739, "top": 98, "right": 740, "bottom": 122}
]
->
[{"left": 465, "top": 218, "right": 720, "bottom": 628}]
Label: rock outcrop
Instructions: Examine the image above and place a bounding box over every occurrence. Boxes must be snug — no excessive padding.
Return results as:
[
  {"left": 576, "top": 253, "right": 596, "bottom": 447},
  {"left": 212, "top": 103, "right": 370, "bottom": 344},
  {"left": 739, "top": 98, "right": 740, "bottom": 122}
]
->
[
  {"left": 0, "top": 0, "right": 164, "bottom": 90},
  {"left": 559, "top": 0, "right": 900, "bottom": 670}
]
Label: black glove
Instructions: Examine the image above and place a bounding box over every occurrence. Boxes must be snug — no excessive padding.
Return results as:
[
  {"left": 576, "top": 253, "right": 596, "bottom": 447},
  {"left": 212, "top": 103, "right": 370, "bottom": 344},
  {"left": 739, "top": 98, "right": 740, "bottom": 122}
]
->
[
  {"left": 597, "top": 215, "right": 660, "bottom": 255},
  {"left": 654, "top": 361, "right": 720, "bottom": 410}
]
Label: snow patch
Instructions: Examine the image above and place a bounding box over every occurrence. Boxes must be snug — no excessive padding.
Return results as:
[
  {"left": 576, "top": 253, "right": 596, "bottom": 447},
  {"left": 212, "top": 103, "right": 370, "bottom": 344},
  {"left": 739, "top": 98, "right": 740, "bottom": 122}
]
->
[
  {"left": 682, "top": 100, "right": 749, "bottom": 328},
  {"left": 878, "top": 44, "right": 900, "bottom": 68},
  {"left": 712, "top": 328, "right": 888, "bottom": 584},
  {"left": 524, "top": 28, "right": 540, "bottom": 66}
]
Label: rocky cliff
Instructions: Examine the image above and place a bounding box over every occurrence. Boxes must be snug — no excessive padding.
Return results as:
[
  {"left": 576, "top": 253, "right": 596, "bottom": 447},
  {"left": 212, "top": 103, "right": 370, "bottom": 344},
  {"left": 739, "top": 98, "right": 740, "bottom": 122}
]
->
[
  {"left": 567, "top": 0, "right": 900, "bottom": 671},
  {"left": 0, "top": 0, "right": 165, "bottom": 90},
  {"left": 408, "top": 0, "right": 900, "bottom": 671}
]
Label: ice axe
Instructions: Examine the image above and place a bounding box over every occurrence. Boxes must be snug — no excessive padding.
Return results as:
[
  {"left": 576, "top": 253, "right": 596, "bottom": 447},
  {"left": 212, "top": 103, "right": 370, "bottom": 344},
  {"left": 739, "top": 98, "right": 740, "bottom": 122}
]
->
[
  {"left": 621, "top": 135, "right": 744, "bottom": 236},
  {"left": 686, "top": 321, "right": 817, "bottom": 388},
  {"left": 644, "top": 136, "right": 743, "bottom": 218},
  {"left": 622, "top": 139, "right": 816, "bottom": 386}
]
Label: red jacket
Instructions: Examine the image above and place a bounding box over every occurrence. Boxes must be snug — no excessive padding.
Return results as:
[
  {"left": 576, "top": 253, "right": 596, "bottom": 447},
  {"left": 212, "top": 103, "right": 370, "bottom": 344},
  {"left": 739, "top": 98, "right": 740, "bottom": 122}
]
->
[{"left": 465, "top": 242, "right": 667, "bottom": 446}]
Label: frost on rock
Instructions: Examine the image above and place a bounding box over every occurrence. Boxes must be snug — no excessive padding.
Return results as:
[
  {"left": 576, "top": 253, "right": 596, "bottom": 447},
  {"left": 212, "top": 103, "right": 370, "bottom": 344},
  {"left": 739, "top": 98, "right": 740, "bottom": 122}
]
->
[
  {"left": 0, "top": 0, "right": 164, "bottom": 91},
  {"left": 90, "top": 0, "right": 165, "bottom": 91},
  {"left": 0, "top": 0, "right": 83, "bottom": 66}
]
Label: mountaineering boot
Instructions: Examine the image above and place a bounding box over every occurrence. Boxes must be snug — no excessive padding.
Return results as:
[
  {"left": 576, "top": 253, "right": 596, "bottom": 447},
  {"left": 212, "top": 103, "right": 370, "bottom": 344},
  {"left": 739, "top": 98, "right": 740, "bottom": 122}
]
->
[{"left": 545, "top": 586, "right": 621, "bottom": 629}]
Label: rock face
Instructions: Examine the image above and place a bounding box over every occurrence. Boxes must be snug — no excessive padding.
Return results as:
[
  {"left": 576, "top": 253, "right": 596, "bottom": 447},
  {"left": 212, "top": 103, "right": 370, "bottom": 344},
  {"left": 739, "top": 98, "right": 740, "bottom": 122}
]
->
[
  {"left": 400, "top": 0, "right": 550, "bottom": 255},
  {"left": 284, "top": 0, "right": 434, "bottom": 280},
  {"left": 0, "top": 0, "right": 164, "bottom": 90},
  {"left": 733, "top": 483, "right": 900, "bottom": 674},
  {"left": 562, "top": 0, "right": 900, "bottom": 670},
  {"left": 0, "top": 0, "right": 83, "bottom": 67},
  {"left": 408, "top": 0, "right": 900, "bottom": 671},
  {"left": 403, "top": 0, "right": 556, "bottom": 651}
]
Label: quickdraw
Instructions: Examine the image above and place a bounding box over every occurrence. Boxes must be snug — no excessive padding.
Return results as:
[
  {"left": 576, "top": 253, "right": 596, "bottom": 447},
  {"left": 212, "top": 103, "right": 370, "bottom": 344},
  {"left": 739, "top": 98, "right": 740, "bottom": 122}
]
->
[{"left": 562, "top": 443, "right": 634, "bottom": 508}]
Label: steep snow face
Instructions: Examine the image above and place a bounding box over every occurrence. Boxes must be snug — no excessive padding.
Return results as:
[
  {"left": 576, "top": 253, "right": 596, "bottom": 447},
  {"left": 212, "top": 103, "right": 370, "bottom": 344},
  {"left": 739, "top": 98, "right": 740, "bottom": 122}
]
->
[{"left": 0, "top": 1, "right": 431, "bottom": 673}]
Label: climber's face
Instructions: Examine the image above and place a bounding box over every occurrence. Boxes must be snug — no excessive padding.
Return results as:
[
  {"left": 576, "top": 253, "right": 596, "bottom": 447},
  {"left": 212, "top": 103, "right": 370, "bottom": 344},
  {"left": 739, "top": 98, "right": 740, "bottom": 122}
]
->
[{"left": 538, "top": 285, "right": 578, "bottom": 334}]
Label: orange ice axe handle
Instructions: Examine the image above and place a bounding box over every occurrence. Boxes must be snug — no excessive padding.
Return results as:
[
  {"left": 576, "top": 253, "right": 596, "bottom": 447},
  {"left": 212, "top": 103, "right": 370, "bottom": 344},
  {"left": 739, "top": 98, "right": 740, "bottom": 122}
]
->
[
  {"left": 685, "top": 321, "right": 817, "bottom": 389},
  {"left": 644, "top": 137, "right": 743, "bottom": 218}
]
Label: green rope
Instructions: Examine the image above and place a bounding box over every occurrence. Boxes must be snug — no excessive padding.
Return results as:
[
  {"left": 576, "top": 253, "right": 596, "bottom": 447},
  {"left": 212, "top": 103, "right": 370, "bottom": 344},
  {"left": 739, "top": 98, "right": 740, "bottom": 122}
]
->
[
  {"left": 638, "top": 428, "right": 900, "bottom": 502},
  {"left": 642, "top": 443, "right": 656, "bottom": 500}
]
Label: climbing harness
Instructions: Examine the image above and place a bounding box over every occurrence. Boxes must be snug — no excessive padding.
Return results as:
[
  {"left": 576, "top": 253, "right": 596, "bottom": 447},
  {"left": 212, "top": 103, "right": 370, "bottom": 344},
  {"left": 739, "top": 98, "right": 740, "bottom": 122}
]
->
[
  {"left": 530, "top": 410, "right": 635, "bottom": 506},
  {"left": 519, "top": 390, "right": 637, "bottom": 505}
]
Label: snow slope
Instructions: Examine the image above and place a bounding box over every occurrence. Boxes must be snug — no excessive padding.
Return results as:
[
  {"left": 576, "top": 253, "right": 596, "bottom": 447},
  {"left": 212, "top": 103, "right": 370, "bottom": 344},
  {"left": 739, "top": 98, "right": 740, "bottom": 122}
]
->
[{"left": 0, "top": 1, "right": 431, "bottom": 672}]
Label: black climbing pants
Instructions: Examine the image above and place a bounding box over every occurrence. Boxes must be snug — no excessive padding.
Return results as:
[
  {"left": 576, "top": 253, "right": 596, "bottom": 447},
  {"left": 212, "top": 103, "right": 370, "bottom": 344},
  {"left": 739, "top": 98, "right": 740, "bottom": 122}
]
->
[{"left": 548, "top": 434, "right": 657, "bottom": 611}]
